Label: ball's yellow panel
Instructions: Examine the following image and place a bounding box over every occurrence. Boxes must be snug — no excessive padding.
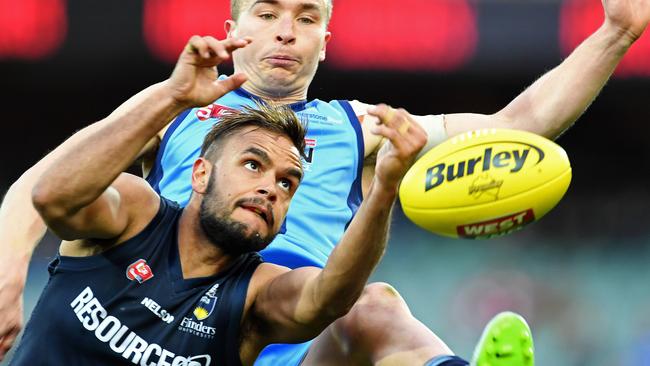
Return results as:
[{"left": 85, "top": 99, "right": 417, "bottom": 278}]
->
[{"left": 399, "top": 129, "right": 571, "bottom": 239}]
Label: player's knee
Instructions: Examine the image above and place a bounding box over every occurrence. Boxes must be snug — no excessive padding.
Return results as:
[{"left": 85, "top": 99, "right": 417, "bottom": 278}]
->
[
  {"left": 359, "top": 282, "right": 405, "bottom": 306},
  {"left": 333, "top": 282, "right": 410, "bottom": 343},
  {"left": 349, "top": 282, "right": 409, "bottom": 322}
]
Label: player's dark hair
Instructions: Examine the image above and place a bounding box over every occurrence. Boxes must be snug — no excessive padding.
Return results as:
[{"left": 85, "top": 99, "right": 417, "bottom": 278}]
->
[{"left": 199, "top": 101, "right": 307, "bottom": 162}]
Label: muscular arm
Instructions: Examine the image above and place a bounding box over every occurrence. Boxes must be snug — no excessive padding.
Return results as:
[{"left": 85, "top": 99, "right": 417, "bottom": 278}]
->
[
  {"left": 445, "top": 21, "right": 638, "bottom": 139},
  {"left": 247, "top": 106, "right": 427, "bottom": 349},
  {"left": 359, "top": 23, "right": 636, "bottom": 195},
  {"left": 249, "top": 181, "right": 396, "bottom": 344},
  {"left": 361, "top": 1, "right": 649, "bottom": 162},
  {"left": 32, "top": 34, "right": 250, "bottom": 238},
  {"left": 443, "top": 0, "right": 650, "bottom": 140},
  {"left": 0, "top": 78, "right": 177, "bottom": 359},
  {"left": 0, "top": 82, "right": 174, "bottom": 362},
  {"left": 31, "top": 83, "right": 184, "bottom": 239}
]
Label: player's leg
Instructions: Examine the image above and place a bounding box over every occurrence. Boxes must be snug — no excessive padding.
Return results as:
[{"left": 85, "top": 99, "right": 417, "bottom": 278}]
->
[
  {"left": 302, "top": 282, "right": 456, "bottom": 366},
  {"left": 302, "top": 283, "right": 535, "bottom": 366}
]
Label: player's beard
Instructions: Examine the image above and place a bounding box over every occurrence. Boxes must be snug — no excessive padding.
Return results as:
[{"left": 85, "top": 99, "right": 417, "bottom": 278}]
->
[{"left": 198, "top": 172, "right": 275, "bottom": 256}]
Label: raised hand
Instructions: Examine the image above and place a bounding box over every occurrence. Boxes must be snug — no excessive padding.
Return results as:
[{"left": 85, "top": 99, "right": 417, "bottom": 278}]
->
[
  {"left": 603, "top": 0, "right": 650, "bottom": 42},
  {"left": 367, "top": 104, "right": 428, "bottom": 192},
  {"left": 0, "top": 266, "right": 25, "bottom": 361},
  {"left": 167, "top": 35, "right": 252, "bottom": 108}
]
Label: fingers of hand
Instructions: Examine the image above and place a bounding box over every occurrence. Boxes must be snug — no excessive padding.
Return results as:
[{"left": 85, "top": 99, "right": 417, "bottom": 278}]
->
[
  {"left": 397, "top": 118, "right": 410, "bottom": 135},
  {"left": 185, "top": 42, "right": 199, "bottom": 55},
  {"left": 384, "top": 108, "right": 413, "bottom": 136},
  {"left": 213, "top": 73, "right": 248, "bottom": 94},
  {"left": 384, "top": 106, "right": 396, "bottom": 126},
  {"left": 204, "top": 36, "right": 251, "bottom": 59},
  {"left": 368, "top": 104, "right": 410, "bottom": 135},
  {"left": 185, "top": 35, "right": 251, "bottom": 62},
  {"left": 186, "top": 35, "right": 211, "bottom": 58},
  {"left": 0, "top": 326, "right": 20, "bottom": 360},
  {"left": 222, "top": 36, "right": 253, "bottom": 53},
  {"left": 367, "top": 104, "right": 396, "bottom": 125},
  {"left": 370, "top": 123, "right": 400, "bottom": 146},
  {"left": 369, "top": 107, "right": 415, "bottom": 145},
  {"left": 406, "top": 117, "right": 428, "bottom": 150}
]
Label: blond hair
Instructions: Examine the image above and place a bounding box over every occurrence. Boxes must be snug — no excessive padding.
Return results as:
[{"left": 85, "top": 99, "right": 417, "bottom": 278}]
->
[{"left": 231, "top": 0, "right": 333, "bottom": 24}]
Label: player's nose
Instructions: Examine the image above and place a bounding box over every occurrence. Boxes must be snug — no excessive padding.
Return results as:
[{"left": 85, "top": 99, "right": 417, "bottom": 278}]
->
[
  {"left": 275, "top": 18, "right": 296, "bottom": 44},
  {"left": 256, "top": 177, "right": 278, "bottom": 202}
]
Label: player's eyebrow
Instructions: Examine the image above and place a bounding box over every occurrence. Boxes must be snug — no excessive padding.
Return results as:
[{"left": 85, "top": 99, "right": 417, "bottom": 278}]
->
[
  {"left": 249, "top": 0, "right": 322, "bottom": 14},
  {"left": 245, "top": 147, "right": 303, "bottom": 181},
  {"left": 250, "top": 0, "right": 280, "bottom": 10},
  {"left": 297, "top": 2, "right": 322, "bottom": 13},
  {"left": 286, "top": 167, "right": 303, "bottom": 182},
  {"left": 244, "top": 147, "right": 271, "bottom": 165}
]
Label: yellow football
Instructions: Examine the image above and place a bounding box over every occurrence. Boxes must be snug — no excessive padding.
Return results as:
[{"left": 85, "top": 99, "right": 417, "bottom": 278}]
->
[{"left": 399, "top": 128, "right": 571, "bottom": 239}]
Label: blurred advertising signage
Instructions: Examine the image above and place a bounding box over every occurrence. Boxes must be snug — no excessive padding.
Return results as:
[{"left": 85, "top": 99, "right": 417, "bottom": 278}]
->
[
  {"left": 326, "top": 0, "right": 477, "bottom": 71},
  {"left": 144, "top": 0, "right": 230, "bottom": 63},
  {"left": 560, "top": 0, "right": 650, "bottom": 77},
  {"left": 143, "top": 0, "right": 477, "bottom": 71},
  {"left": 0, "top": 0, "right": 67, "bottom": 60}
]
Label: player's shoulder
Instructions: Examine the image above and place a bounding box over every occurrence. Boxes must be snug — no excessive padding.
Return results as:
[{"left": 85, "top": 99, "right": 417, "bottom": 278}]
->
[
  {"left": 252, "top": 262, "right": 291, "bottom": 282},
  {"left": 243, "top": 262, "right": 290, "bottom": 313},
  {"left": 320, "top": 99, "right": 371, "bottom": 119},
  {"left": 349, "top": 100, "right": 443, "bottom": 121},
  {"left": 113, "top": 173, "right": 159, "bottom": 201},
  {"left": 113, "top": 173, "right": 161, "bottom": 224},
  {"left": 348, "top": 100, "right": 373, "bottom": 116}
]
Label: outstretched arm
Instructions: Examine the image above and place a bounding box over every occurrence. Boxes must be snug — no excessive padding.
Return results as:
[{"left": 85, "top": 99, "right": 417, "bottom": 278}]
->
[
  {"left": 249, "top": 106, "right": 427, "bottom": 347},
  {"left": 30, "top": 36, "right": 250, "bottom": 238},
  {"left": 446, "top": 0, "right": 650, "bottom": 139},
  {"left": 359, "top": 0, "right": 650, "bottom": 163}
]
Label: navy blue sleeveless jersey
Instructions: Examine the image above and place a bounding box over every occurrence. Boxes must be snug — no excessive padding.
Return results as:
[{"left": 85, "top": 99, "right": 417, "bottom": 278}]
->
[{"left": 11, "top": 197, "right": 262, "bottom": 366}]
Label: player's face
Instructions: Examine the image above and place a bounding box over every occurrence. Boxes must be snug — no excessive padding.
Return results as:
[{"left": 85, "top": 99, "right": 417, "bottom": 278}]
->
[
  {"left": 227, "top": 0, "right": 331, "bottom": 96},
  {"left": 197, "top": 127, "right": 303, "bottom": 255}
]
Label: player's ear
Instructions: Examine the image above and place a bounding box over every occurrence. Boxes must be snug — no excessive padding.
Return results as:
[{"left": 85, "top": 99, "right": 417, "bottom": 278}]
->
[
  {"left": 319, "top": 31, "right": 332, "bottom": 62},
  {"left": 191, "top": 158, "right": 212, "bottom": 194},
  {"left": 225, "top": 20, "right": 237, "bottom": 39}
]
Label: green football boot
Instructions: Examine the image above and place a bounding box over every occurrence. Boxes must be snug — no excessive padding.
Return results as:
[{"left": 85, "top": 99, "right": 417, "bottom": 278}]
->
[{"left": 471, "top": 311, "right": 534, "bottom": 366}]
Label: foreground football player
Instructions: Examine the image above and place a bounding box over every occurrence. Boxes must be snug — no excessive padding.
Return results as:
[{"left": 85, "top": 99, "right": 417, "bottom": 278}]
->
[{"left": 10, "top": 47, "right": 428, "bottom": 363}]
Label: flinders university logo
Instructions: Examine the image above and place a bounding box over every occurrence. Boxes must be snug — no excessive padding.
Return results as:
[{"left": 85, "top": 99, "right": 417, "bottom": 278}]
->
[
  {"left": 193, "top": 283, "right": 219, "bottom": 321},
  {"left": 178, "top": 283, "right": 220, "bottom": 339}
]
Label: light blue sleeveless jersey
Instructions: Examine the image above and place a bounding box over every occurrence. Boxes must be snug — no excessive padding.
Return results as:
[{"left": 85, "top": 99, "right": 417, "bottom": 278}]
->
[{"left": 147, "top": 87, "right": 363, "bottom": 270}]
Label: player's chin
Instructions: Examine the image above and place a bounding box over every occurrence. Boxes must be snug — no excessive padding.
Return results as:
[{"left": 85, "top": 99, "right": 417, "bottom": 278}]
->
[
  {"left": 240, "top": 224, "right": 275, "bottom": 252},
  {"left": 247, "top": 224, "right": 270, "bottom": 240},
  {"left": 263, "top": 69, "right": 299, "bottom": 84},
  {"left": 236, "top": 212, "right": 271, "bottom": 237}
]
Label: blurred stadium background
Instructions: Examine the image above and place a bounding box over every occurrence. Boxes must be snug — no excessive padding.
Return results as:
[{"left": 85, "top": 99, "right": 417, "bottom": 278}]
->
[{"left": 2, "top": 0, "right": 650, "bottom": 365}]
